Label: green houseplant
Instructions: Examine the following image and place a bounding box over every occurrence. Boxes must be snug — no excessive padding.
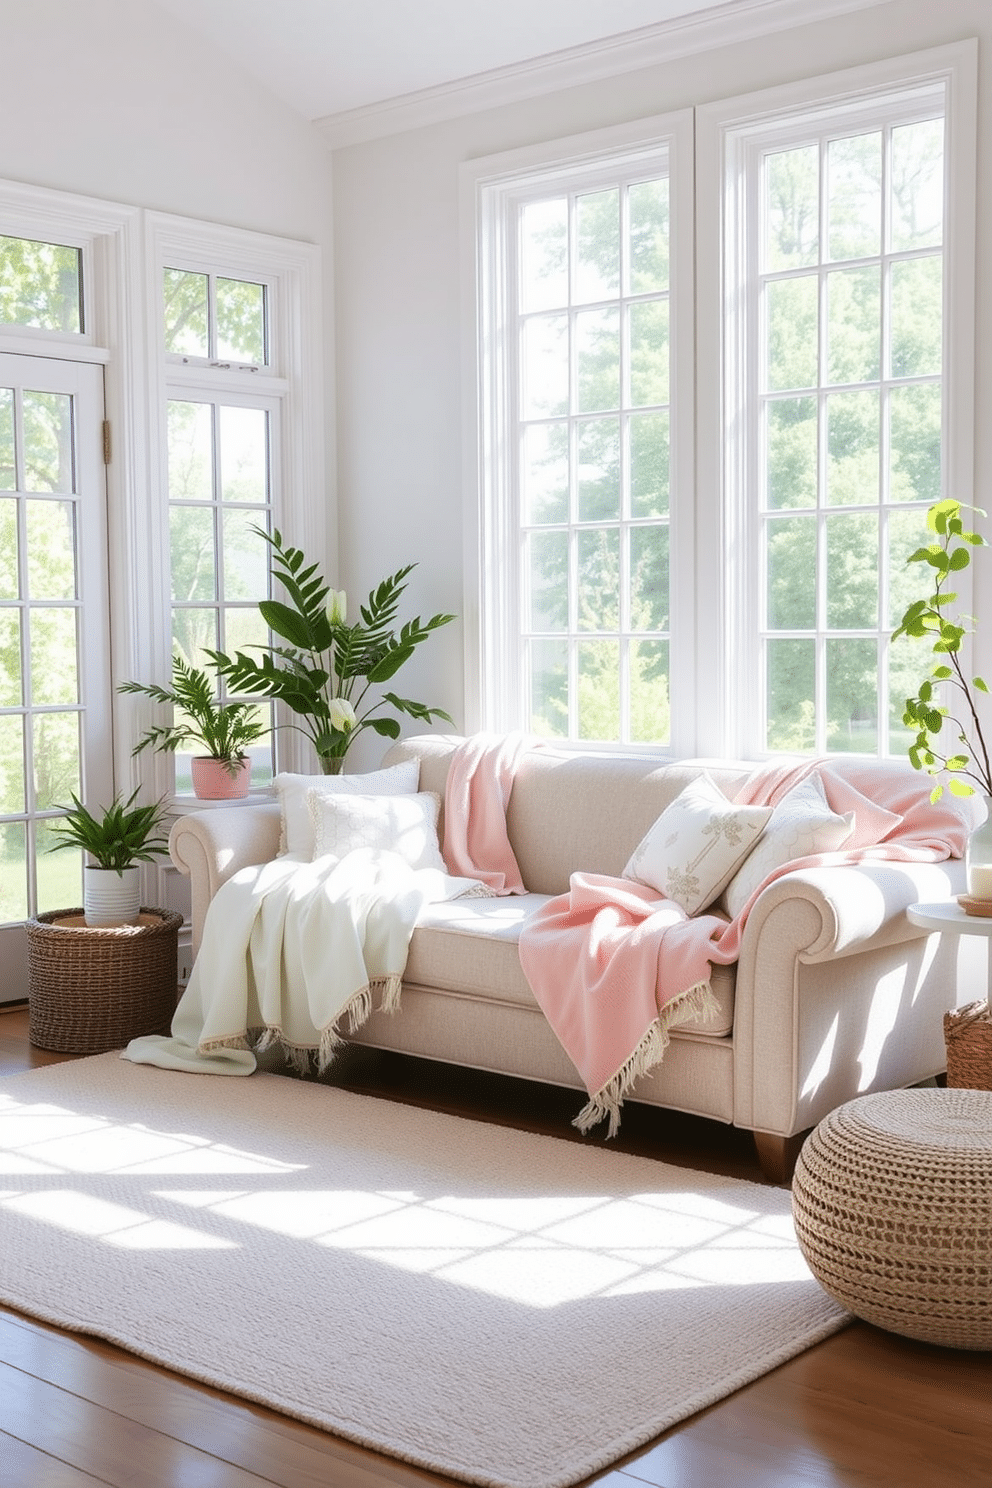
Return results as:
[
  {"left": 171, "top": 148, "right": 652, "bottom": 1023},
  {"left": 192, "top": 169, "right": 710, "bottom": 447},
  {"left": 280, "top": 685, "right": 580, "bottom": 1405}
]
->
[
  {"left": 119, "top": 655, "right": 269, "bottom": 798},
  {"left": 48, "top": 788, "right": 170, "bottom": 926},
  {"left": 892, "top": 498, "right": 991, "bottom": 899},
  {"left": 210, "top": 529, "right": 455, "bottom": 774}
]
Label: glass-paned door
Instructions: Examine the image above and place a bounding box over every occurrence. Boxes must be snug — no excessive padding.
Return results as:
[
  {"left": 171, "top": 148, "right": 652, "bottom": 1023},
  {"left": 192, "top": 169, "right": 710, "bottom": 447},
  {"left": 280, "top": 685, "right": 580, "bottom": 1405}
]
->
[{"left": 0, "top": 353, "right": 112, "bottom": 1000}]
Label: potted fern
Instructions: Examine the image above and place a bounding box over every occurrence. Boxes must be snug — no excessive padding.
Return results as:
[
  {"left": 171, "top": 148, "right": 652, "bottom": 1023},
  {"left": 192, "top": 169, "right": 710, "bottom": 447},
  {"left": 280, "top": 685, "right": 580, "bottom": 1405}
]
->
[
  {"left": 48, "top": 789, "right": 170, "bottom": 926},
  {"left": 119, "top": 655, "right": 269, "bottom": 798}
]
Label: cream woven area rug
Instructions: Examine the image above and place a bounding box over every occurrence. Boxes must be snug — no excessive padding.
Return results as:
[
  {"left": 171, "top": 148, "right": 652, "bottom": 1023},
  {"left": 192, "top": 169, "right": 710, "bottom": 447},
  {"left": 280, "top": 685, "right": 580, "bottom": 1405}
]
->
[{"left": 0, "top": 1054, "right": 847, "bottom": 1488}]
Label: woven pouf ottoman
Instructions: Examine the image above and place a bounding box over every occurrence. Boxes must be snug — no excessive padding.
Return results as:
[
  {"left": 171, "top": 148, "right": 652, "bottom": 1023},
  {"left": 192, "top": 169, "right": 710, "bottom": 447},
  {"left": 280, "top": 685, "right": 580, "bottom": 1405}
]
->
[{"left": 792, "top": 1088, "right": 992, "bottom": 1350}]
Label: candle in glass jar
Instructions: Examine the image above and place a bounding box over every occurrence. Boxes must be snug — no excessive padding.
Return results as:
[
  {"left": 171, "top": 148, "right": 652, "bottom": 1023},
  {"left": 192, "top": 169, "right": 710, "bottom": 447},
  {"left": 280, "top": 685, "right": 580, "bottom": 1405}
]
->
[{"left": 968, "top": 864, "right": 992, "bottom": 899}]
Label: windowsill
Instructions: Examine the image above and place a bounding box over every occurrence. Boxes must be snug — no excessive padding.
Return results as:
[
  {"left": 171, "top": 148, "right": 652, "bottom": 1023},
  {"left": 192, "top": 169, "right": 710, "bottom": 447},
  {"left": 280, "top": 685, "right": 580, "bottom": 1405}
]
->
[{"left": 168, "top": 790, "right": 276, "bottom": 816}]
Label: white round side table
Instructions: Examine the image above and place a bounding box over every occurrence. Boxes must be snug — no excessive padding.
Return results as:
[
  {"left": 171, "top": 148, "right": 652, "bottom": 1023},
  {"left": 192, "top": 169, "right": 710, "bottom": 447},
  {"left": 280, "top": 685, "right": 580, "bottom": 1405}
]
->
[{"left": 907, "top": 900, "right": 992, "bottom": 1088}]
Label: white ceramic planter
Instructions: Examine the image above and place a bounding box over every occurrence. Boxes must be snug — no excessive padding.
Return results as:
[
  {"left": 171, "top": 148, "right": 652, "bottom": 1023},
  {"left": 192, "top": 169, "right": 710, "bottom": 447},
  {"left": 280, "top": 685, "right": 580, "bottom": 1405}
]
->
[
  {"left": 190, "top": 756, "right": 252, "bottom": 799},
  {"left": 83, "top": 865, "right": 141, "bottom": 927}
]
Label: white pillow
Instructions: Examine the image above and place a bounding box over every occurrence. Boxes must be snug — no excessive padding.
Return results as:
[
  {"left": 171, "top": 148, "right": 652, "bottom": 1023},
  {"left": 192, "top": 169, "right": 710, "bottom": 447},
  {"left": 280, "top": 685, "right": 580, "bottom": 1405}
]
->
[
  {"left": 622, "top": 772, "right": 773, "bottom": 916},
  {"left": 274, "top": 758, "right": 420, "bottom": 858},
  {"left": 308, "top": 790, "right": 448, "bottom": 873},
  {"left": 722, "top": 772, "right": 855, "bottom": 921}
]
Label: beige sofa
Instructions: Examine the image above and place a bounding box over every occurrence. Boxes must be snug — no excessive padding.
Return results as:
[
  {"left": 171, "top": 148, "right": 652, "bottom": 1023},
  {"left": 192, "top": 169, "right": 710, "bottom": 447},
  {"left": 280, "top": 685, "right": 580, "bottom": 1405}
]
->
[{"left": 169, "top": 733, "right": 981, "bottom": 1181}]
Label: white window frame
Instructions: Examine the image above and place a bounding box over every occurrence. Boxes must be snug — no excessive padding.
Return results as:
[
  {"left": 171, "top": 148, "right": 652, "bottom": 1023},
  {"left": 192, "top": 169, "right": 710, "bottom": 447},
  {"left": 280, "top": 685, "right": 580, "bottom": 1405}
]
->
[
  {"left": 461, "top": 111, "right": 696, "bottom": 755},
  {"left": 696, "top": 41, "right": 977, "bottom": 760}
]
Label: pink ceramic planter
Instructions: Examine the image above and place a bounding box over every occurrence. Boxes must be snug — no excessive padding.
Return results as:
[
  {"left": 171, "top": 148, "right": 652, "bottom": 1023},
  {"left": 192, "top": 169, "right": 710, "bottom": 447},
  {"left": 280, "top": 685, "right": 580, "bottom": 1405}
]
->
[{"left": 190, "top": 757, "right": 252, "bottom": 800}]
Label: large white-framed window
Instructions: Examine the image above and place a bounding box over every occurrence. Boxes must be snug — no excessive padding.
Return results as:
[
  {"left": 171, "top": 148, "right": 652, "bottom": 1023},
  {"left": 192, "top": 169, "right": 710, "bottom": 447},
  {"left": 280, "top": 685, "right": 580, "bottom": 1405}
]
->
[
  {"left": 462, "top": 112, "right": 695, "bottom": 753},
  {"left": 137, "top": 214, "right": 324, "bottom": 797},
  {"left": 697, "top": 41, "right": 977, "bottom": 760}
]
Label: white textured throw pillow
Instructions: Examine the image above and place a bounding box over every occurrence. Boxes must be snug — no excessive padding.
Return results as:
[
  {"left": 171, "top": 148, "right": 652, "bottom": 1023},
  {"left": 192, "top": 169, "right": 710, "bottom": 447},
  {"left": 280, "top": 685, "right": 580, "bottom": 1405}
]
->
[
  {"left": 721, "top": 772, "right": 855, "bottom": 921},
  {"left": 308, "top": 790, "right": 448, "bottom": 873},
  {"left": 622, "top": 773, "right": 772, "bottom": 915},
  {"left": 274, "top": 758, "right": 420, "bottom": 858}
]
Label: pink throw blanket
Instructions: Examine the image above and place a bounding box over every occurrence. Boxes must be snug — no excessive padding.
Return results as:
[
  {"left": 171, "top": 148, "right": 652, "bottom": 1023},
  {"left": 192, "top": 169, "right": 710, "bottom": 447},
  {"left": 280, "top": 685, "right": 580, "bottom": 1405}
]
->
[
  {"left": 518, "top": 758, "right": 968, "bottom": 1136},
  {"left": 441, "top": 732, "right": 534, "bottom": 894}
]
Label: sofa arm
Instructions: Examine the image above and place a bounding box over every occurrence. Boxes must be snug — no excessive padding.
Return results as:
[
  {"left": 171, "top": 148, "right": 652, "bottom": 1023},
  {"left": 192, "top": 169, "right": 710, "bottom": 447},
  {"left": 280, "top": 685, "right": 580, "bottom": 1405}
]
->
[
  {"left": 732, "top": 856, "right": 966, "bottom": 1137},
  {"left": 169, "top": 802, "right": 281, "bottom": 956}
]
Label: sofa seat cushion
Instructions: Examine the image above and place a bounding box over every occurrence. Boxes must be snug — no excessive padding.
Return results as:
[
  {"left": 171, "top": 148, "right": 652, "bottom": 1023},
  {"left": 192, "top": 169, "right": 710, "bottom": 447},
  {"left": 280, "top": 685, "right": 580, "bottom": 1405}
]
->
[{"left": 405, "top": 893, "right": 735, "bottom": 1037}]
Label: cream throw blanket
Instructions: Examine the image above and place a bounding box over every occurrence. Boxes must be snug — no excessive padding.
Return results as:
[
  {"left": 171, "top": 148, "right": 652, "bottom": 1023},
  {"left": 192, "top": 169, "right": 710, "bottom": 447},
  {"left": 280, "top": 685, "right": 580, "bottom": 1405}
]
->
[{"left": 125, "top": 849, "right": 480, "bottom": 1076}]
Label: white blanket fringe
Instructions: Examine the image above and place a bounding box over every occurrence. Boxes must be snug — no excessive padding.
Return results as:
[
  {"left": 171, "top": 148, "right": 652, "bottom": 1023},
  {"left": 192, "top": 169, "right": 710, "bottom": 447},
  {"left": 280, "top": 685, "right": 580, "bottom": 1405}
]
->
[{"left": 574, "top": 979, "right": 720, "bottom": 1139}]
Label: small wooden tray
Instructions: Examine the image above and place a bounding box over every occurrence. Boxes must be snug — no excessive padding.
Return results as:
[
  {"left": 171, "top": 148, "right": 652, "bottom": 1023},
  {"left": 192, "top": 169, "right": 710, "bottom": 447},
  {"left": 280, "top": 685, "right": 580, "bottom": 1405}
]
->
[{"left": 957, "top": 894, "right": 992, "bottom": 918}]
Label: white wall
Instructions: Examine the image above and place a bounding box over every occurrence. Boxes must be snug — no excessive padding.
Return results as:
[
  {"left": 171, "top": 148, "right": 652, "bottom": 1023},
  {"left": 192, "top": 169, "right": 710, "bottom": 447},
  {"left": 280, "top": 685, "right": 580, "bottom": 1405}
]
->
[
  {"left": 331, "top": 0, "right": 991, "bottom": 761},
  {"left": 0, "top": 0, "right": 336, "bottom": 557}
]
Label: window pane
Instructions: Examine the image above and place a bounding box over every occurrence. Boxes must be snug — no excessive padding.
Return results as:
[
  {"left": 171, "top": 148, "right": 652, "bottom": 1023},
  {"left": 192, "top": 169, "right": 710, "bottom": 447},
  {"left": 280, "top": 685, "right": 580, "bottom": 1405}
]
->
[
  {"left": 629, "top": 639, "right": 669, "bottom": 744},
  {"left": 766, "top": 638, "right": 815, "bottom": 751},
  {"left": 522, "top": 314, "right": 569, "bottom": 418},
  {"left": 629, "top": 178, "right": 669, "bottom": 294},
  {"left": 27, "top": 500, "right": 75, "bottom": 599},
  {"left": 826, "top": 512, "right": 878, "bottom": 629},
  {"left": 578, "top": 640, "right": 620, "bottom": 741},
  {"left": 577, "top": 418, "right": 619, "bottom": 521},
  {"left": 889, "top": 383, "right": 941, "bottom": 504},
  {"left": 765, "top": 277, "right": 818, "bottom": 391},
  {"left": 0, "top": 611, "right": 20, "bottom": 704},
  {"left": 629, "top": 300, "right": 669, "bottom": 408},
  {"left": 222, "top": 604, "right": 270, "bottom": 656},
  {"left": 577, "top": 528, "right": 619, "bottom": 632},
  {"left": 767, "top": 515, "right": 816, "bottom": 629},
  {"left": 33, "top": 711, "right": 80, "bottom": 810},
  {"left": 630, "top": 411, "right": 669, "bottom": 518},
  {"left": 0, "top": 236, "right": 82, "bottom": 334},
  {"left": 826, "top": 390, "right": 879, "bottom": 506},
  {"left": 765, "top": 396, "right": 817, "bottom": 510},
  {"left": 887, "top": 508, "right": 930, "bottom": 628},
  {"left": 222, "top": 508, "right": 269, "bottom": 598},
  {"left": 163, "top": 268, "right": 208, "bottom": 356},
  {"left": 890, "top": 119, "right": 943, "bottom": 252},
  {"left": 22, "top": 391, "right": 73, "bottom": 493},
  {"left": 630, "top": 525, "right": 669, "bottom": 632},
  {"left": 575, "top": 190, "right": 619, "bottom": 304},
  {"left": 168, "top": 401, "right": 213, "bottom": 500},
  {"left": 173, "top": 608, "right": 217, "bottom": 666},
  {"left": 170, "top": 506, "right": 216, "bottom": 602},
  {"left": 826, "top": 637, "right": 877, "bottom": 752},
  {"left": 30, "top": 608, "right": 78, "bottom": 705},
  {"left": 527, "top": 531, "right": 568, "bottom": 631},
  {"left": 827, "top": 132, "right": 881, "bottom": 261},
  {"left": 0, "top": 499, "right": 17, "bottom": 596},
  {"left": 890, "top": 257, "right": 942, "bottom": 378},
  {"left": 0, "top": 822, "right": 27, "bottom": 924},
  {"left": 888, "top": 632, "right": 928, "bottom": 754},
  {"left": 216, "top": 277, "right": 266, "bottom": 363},
  {"left": 220, "top": 406, "right": 268, "bottom": 502},
  {"left": 0, "top": 389, "right": 14, "bottom": 490},
  {"left": 764, "top": 146, "right": 819, "bottom": 272},
  {"left": 522, "top": 423, "right": 568, "bottom": 525},
  {"left": 0, "top": 715, "right": 24, "bottom": 813},
  {"left": 520, "top": 199, "right": 568, "bottom": 313},
  {"left": 826, "top": 266, "right": 880, "bottom": 385},
  {"left": 530, "top": 638, "right": 568, "bottom": 737},
  {"left": 36, "top": 817, "right": 82, "bottom": 915},
  {"left": 576, "top": 307, "right": 619, "bottom": 413}
]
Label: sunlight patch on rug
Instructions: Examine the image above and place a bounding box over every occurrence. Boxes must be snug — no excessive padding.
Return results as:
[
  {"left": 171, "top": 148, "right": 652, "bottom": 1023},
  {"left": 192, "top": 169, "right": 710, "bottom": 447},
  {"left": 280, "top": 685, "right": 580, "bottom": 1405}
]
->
[{"left": 0, "top": 1054, "right": 848, "bottom": 1488}]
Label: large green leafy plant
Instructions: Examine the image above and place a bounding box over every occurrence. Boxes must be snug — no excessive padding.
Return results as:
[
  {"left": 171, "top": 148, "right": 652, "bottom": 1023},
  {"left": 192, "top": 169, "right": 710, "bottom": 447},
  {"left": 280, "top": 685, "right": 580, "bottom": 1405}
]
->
[
  {"left": 119, "top": 655, "right": 269, "bottom": 776},
  {"left": 892, "top": 499, "right": 990, "bottom": 800},
  {"left": 211, "top": 530, "right": 455, "bottom": 772}
]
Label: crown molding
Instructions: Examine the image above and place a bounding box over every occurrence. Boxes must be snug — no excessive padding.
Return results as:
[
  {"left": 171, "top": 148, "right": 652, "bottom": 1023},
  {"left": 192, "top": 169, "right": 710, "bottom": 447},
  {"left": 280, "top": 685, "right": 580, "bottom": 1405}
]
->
[{"left": 314, "top": 0, "right": 883, "bottom": 150}]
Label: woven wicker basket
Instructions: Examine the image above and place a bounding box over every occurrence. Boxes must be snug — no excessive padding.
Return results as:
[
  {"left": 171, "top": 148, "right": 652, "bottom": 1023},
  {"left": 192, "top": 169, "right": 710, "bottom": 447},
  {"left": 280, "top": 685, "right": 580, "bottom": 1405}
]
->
[
  {"left": 792, "top": 1088, "right": 992, "bottom": 1350},
  {"left": 27, "top": 908, "right": 183, "bottom": 1054},
  {"left": 944, "top": 999, "right": 992, "bottom": 1091}
]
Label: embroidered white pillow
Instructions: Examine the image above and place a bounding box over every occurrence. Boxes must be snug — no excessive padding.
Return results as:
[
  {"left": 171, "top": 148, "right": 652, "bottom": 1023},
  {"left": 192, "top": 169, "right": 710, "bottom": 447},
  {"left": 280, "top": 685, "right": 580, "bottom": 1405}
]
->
[
  {"left": 622, "top": 773, "right": 773, "bottom": 916},
  {"left": 308, "top": 790, "right": 448, "bottom": 873},
  {"left": 722, "top": 772, "right": 855, "bottom": 921},
  {"left": 274, "top": 758, "right": 420, "bottom": 858}
]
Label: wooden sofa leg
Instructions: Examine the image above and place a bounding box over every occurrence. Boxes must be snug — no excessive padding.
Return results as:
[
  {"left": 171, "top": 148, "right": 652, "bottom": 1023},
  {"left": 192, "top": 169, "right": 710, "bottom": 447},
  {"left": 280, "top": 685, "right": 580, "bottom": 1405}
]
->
[{"left": 753, "top": 1129, "right": 810, "bottom": 1186}]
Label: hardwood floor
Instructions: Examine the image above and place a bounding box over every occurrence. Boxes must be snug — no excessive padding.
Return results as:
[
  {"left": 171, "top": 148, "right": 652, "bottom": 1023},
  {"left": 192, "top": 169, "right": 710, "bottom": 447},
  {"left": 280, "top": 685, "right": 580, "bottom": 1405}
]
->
[{"left": 0, "top": 1003, "right": 989, "bottom": 1488}]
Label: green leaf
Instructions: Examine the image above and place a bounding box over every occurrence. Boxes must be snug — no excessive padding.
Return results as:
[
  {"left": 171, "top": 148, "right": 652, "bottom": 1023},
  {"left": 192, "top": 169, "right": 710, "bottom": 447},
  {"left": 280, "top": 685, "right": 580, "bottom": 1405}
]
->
[
  {"left": 948, "top": 778, "right": 977, "bottom": 797},
  {"left": 974, "top": 676, "right": 989, "bottom": 693},
  {"left": 367, "top": 716, "right": 401, "bottom": 739},
  {"left": 259, "top": 599, "right": 315, "bottom": 650},
  {"left": 948, "top": 547, "right": 971, "bottom": 571}
]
